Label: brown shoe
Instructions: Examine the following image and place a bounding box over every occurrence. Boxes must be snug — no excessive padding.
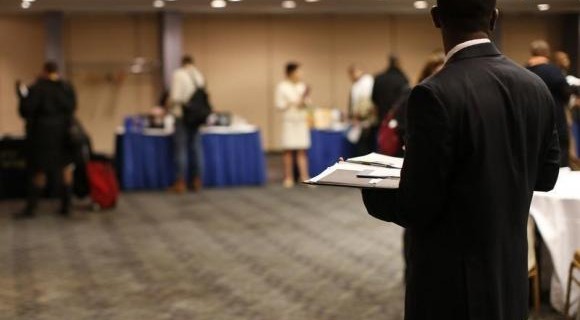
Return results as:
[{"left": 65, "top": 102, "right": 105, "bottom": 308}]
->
[
  {"left": 192, "top": 177, "right": 203, "bottom": 192},
  {"left": 168, "top": 179, "right": 187, "bottom": 194}
]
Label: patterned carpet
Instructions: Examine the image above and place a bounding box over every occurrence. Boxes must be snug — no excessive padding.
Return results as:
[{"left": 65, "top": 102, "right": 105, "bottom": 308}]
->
[{"left": 0, "top": 185, "right": 562, "bottom": 320}]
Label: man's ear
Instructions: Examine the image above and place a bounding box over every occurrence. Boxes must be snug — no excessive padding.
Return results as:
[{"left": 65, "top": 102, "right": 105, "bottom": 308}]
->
[
  {"left": 431, "top": 6, "right": 442, "bottom": 29},
  {"left": 489, "top": 8, "right": 499, "bottom": 32}
]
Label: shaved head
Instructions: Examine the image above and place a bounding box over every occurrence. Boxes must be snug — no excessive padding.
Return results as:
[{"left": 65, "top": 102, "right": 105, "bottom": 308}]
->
[{"left": 435, "top": 0, "right": 497, "bottom": 33}]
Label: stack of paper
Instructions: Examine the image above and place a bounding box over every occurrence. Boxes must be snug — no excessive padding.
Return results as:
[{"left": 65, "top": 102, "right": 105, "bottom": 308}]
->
[
  {"left": 346, "top": 152, "right": 404, "bottom": 168},
  {"left": 305, "top": 153, "right": 403, "bottom": 189}
]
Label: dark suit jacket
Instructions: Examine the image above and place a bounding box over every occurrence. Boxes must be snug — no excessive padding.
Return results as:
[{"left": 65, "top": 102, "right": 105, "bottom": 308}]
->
[
  {"left": 19, "top": 78, "right": 76, "bottom": 171},
  {"left": 362, "top": 43, "right": 560, "bottom": 320},
  {"left": 527, "top": 63, "right": 571, "bottom": 167},
  {"left": 372, "top": 66, "right": 410, "bottom": 122}
]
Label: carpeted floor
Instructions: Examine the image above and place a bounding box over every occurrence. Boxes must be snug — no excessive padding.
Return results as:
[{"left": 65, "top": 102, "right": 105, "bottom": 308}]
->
[{"left": 0, "top": 186, "right": 562, "bottom": 320}]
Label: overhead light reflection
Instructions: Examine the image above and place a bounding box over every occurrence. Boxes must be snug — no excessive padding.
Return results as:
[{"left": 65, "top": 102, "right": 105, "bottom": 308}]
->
[{"left": 282, "top": 0, "right": 297, "bottom": 9}]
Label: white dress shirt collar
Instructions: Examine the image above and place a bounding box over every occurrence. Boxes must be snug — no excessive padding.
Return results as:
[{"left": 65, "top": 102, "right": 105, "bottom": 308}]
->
[{"left": 445, "top": 38, "right": 492, "bottom": 63}]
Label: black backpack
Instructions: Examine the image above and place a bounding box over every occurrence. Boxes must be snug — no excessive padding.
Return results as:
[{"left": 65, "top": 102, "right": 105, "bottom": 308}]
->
[{"left": 182, "top": 73, "right": 212, "bottom": 129}]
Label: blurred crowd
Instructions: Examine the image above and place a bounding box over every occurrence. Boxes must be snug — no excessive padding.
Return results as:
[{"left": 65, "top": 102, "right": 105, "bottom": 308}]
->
[{"left": 12, "top": 38, "right": 579, "bottom": 216}]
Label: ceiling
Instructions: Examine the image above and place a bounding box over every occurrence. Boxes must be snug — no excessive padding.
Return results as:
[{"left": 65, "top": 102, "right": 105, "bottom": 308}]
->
[{"left": 1, "top": 0, "right": 579, "bottom": 14}]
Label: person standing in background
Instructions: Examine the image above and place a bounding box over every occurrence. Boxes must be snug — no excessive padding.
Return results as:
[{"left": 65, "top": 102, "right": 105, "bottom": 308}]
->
[
  {"left": 554, "top": 51, "right": 580, "bottom": 88},
  {"left": 554, "top": 50, "right": 580, "bottom": 166},
  {"left": 372, "top": 55, "right": 410, "bottom": 122},
  {"left": 527, "top": 41, "right": 572, "bottom": 167},
  {"left": 15, "top": 62, "right": 77, "bottom": 219},
  {"left": 348, "top": 65, "right": 377, "bottom": 156},
  {"left": 169, "top": 55, "right": 206, "bottom": 194},
  {"left": 275, "top": 62, "right": 311, "bottom": 188},
  {"left": 379, "top": 51, "right": 445, "bottom": 158}
]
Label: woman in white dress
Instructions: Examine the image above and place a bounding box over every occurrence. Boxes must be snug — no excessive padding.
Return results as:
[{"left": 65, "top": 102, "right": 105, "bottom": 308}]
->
[{"left": 275, "top": 62, "right": 311, "bottom": 188}]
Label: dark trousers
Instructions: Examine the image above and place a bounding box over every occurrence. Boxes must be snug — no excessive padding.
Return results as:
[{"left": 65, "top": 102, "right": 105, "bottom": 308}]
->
[{"left": 174, "top": 119, "right": 204, "bottom": 180}]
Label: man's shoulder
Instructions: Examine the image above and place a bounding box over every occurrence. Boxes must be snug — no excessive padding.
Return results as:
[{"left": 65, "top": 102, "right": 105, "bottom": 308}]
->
[
  {"left": 277, "top": 80, "right": 299, "bottom": 91},
  {"left": 277, "top": 80, "right": 290, "bottom": 88},
  {"left": 376, "top": 68, "right": 406, "bottom": 81},
  {"left": 173, "top": 68, "right": 188, "bottom": 78},
  {"left": 429, "top": 56, "right": 543, "bottom": 91},
  {"left": 527, "top": 62, "right": 565, "bottom": 80},
  {"left": 361, "top": 74, "right": 374, "bottom": 84},
  {"left": 418, "top": 56, "right": 551, "bottom": 110}
]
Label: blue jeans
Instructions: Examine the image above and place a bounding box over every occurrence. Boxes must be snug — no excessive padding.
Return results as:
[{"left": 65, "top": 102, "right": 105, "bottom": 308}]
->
[{"left": 174, "top": 119, "right": 203, "bottom": 180}]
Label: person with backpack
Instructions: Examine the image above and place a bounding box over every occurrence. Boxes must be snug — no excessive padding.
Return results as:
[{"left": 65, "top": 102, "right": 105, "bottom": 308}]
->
[
  {"left": 168, "top": 55, "right": 207, "bottom": 194},
  {"left": 15, "top": 61, "right": 77, "bottom": 219}
]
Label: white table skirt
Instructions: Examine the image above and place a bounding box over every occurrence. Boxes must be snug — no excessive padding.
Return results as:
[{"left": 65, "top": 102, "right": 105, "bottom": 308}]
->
[{"left": 530, "top": 169, "right": 580, "bottom": 316}]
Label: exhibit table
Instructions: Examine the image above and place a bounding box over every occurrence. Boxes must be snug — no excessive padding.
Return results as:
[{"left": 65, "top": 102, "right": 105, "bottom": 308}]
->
[
  {"left": 201, "top": 127, "right": 267, "bottom": 188},
  {"left": 116, "top": 126, "right": 267, "bottom": 190},
  {"left": 308, "top": 129, "right": 354, "bottom": 178},
  {"left": 530, "top": 169, "right": 580, "bottom": 315},
  {"left": 116, "top": 131, "right": 174, "bottom": 191}
]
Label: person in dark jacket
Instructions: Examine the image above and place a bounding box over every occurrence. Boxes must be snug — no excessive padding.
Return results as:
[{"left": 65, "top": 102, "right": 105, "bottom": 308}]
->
[
  {"left": 372, "top": 55, "right": 410, "bottom": 123},
  {"left": 15, "top": 61, "right": 77, "bottom": 219},
  {"left": 527, "top": 40, "right": 572, "bottom": 167},
  {"left": 392, "top": 51, "right": 445, "bottom": 158},
  {"left": 361, "top": 0, "right": 561, "bottom": 318}
]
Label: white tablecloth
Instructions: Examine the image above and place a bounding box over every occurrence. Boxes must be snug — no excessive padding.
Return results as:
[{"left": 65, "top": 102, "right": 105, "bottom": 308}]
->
[
  {"left": 116, "top": 125, "right": 259, "bottom": 136},
  {"left": 200, "top": 124, "right": 258, "bottom": 135},
  {"left": 530, "top": 169, "right": 580, "bottom": 316}
]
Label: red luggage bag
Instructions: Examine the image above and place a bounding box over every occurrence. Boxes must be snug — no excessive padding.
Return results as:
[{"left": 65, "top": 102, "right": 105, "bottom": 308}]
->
[{"left": 87, "top": 159, "right": 119, "bottom": 209}]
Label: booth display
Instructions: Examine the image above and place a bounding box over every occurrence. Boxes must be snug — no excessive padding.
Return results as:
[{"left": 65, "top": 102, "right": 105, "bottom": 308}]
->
[
  {"left": 201, "top": 126, "right": 267, "bottom": 188},
  {"left": 116, "top": 132, "right": 174, "bottom": 191},
  {"left": 116, "top": 116, "right": 267, "bottom": 190}
]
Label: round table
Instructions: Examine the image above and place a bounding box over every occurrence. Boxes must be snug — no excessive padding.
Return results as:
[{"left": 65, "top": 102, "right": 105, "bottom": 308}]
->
[
  {"left": 201, "top": 129, "right": 267, "bottom": 188},
  {"left": 530, "top": 169, "right": 580, "bottom": 316}
]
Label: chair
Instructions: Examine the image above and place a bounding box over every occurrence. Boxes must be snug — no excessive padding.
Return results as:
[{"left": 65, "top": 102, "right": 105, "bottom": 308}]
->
[
  {"left": 528, "top": 217, "right": 541, "bottom": 314},
  {"left": 564, "top": 249, "right": 580, "bottom": 320}
]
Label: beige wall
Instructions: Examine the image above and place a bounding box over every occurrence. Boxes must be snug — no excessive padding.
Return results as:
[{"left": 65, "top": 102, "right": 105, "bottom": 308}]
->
[
  {"left": 0, "top": 15, "right": 45, "bottom": 137},
  {"left": 0, "top": 13, "right": 569, "bottom": 153},
  {"left": 184, "top": 14, "right": 443, "bottom": 150},
  {"left": 502, "top": 14, "right": 564, "bottom": 66},
  {"left": 64, "top": 14, "right": 160, "bottom": 154}
]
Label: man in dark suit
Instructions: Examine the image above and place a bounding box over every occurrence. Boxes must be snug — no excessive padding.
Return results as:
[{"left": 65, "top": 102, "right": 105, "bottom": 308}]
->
[
  {"left": 372, "top": 55, "right": 410, "bottom": 123},
  {"left": 526, "top": 40, "right": 572, "bottom": 167},
  {"left": 361, "top": 0, "right": 561, "bottom": 318}
]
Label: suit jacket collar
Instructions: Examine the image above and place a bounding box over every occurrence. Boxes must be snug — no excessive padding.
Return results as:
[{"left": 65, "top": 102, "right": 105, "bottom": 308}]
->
[{"left": 446, "top": 42, "right": 502, "bottom": 65}]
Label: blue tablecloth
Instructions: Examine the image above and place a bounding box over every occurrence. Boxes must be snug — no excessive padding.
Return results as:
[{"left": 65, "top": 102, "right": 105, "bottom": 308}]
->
[
  {"left": 308, "top": 129, "right": 354, "bottom": 178},
  {"left": 116, "top": 133, "right": 175, "bottom": 191},
  {"left": 573, "top": 122, "right": 580, "bottom": 156},
  {"left": 202, "top": 131, "right": 267, "bottom": 188},
  {"left": 116, "top": 131, "right": 266, "bottom": 190}
]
